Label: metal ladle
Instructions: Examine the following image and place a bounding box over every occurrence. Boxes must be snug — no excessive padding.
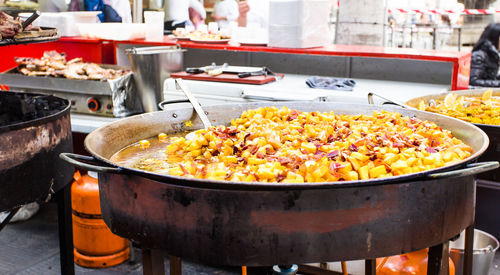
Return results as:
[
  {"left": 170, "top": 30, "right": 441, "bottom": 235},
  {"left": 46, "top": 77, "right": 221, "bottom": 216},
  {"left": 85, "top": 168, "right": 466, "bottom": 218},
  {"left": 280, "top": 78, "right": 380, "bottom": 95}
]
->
[{"left": 175, "top": 78, "right": 212, "bottom": 139}]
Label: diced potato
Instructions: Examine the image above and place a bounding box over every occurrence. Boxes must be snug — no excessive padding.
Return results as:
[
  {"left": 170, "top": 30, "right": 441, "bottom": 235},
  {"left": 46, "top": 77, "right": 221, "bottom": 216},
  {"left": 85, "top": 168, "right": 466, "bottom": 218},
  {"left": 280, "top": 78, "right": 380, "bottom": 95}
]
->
[{"left": 369, "top": 165, "right": 387, "bottom": 178}]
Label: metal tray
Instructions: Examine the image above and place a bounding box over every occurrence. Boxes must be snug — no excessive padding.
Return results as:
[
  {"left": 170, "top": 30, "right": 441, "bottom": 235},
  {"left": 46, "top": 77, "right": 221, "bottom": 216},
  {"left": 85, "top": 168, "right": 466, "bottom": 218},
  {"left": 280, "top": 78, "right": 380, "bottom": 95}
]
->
[
  {"left": 0, "top": 64, "right": 127, "bottom": 95},
  {"left": 0, "top": 27, "right": 59, "bottom": 46}
]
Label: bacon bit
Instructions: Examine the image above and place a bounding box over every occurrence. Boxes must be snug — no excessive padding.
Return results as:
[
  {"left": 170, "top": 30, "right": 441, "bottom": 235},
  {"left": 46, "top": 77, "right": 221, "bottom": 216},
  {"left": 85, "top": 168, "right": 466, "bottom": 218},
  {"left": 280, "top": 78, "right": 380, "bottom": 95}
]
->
[
  {"left": 277, "top": 173, "right": 286, "bottom": 182},
  {"left": 341, "top": 151, "right": 350, "bottom": 160},
  {"left": 348, "top": 144, "right": 359, "bottom": 152},
  {"left": 249, "top": 145, "right": 259, "bottom": 154},
  {"left": 425, "top": 147, "right": 438, "bottom": 153},
  {"left": 327, "top": 134, "right": 335, "bottom": 143},
  {"left": 278, "top": 157, "right": 291, "bottom": 165},
  {"left": 243, "top": 133, "right": 251, "bottom": 142},
  {"left": 212, "top": 150, "right": 220, "bottom": 156},
  {"left": 201, "top": 165, "right": 207, "bottom": 177},
  {"left": 287, "top": 110, "right": 299, "bottom": 121},
  {"left": 256, "top": 152, "right": 265, "bottom": 159},
  {"left": 327, "top": 150, "right": 339, "bottom": 159},
  {"left": 297, "top": 128, "right": 304, "bottom": 133},
  {"left": 329, "top": 162, "right": 346, "bottom": 171},
  {"left": 393, "top": 142, "right": 404, "bottom": 148},
  {"left": 178, "top": 164, "right": 188, "bottom": 175}
]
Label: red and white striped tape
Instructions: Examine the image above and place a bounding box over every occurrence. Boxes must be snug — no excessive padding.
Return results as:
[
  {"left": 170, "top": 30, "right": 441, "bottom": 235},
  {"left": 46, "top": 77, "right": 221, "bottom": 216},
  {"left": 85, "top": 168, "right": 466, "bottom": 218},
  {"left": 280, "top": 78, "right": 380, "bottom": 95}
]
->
[{"left": 388, "top": 8, "right": 500, "bottom": 15}]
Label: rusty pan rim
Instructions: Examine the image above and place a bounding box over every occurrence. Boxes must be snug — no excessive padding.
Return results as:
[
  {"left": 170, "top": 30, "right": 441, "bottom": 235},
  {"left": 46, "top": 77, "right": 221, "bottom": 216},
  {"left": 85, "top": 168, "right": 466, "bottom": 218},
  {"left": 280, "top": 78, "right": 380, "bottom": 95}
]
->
[
  {"left": 84, "top": 102, "right": 490, "bottom": 191},
  {"left": 0, "top": 91, "right": 71, "bottom": 134}
]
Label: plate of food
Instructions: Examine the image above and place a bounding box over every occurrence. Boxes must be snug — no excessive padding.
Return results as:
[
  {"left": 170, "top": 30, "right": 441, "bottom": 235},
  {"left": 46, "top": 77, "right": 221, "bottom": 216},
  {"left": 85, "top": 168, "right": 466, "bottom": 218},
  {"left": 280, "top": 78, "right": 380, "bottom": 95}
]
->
[
  {"left": 171, "top": 28, "right": 197, "bottom": 40},
  {"left": 190, "top": 38, "right": 230, "bottom": 44}
]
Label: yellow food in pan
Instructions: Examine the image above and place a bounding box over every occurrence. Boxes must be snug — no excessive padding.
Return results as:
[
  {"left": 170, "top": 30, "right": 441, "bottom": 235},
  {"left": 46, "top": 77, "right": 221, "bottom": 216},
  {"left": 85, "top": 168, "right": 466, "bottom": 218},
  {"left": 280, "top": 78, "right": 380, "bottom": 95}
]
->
[
  {"left": 161, "top": 106, "right": 471, "bottom": 183},
  {"left": 417, "top": 90, "right": 500, "bottom": 126}
]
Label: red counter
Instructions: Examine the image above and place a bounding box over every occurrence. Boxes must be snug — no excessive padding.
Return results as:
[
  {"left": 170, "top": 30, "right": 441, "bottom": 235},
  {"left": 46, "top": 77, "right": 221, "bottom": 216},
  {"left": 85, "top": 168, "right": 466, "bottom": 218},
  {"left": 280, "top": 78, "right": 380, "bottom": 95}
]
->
[{"left": 1, "top": 36, "right": 471, "bottom": 90}]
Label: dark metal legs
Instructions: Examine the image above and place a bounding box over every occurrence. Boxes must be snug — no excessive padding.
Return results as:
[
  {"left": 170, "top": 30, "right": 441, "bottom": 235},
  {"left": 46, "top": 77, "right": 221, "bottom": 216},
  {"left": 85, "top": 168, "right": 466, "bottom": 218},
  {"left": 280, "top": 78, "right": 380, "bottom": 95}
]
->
[
  {"left": 428, "top": 242, "right": 450, "bottom": 275},
  {"left": 56, "top": 184, "right": 75, "bottom": 275},
  {"left": 138, "top": 225, "right": 477, "bottom": 275},
  {"left": 142, "top": 249, "right": 165, "bottom": 275},
  {"left": 365, "top": 259, "right": 376, "bottom": 275},
  {"left": 426, "top": 224, "right": 474, "bottom": 275},
  {"left": 463, "top": 224, "right": 474, "bottom": 275},
  {"left": 169, "top": 255, "right": 182, "bottom": 275},
  {"left": 0, "top": 207, "right": 20, "bottom": 232}
]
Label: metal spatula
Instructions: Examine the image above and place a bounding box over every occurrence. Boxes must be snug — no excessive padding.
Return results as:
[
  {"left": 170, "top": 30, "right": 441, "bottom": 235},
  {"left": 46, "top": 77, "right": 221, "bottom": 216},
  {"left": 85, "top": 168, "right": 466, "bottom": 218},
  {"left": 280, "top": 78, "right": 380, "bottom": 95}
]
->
[{"left": 22, "top": 11, "right": 41, "bottom": 30}]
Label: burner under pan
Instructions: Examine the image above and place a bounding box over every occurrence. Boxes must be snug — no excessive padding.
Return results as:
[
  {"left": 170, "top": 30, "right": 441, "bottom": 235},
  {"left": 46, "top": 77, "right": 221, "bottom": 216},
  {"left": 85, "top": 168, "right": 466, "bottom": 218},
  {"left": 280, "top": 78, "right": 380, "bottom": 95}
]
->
[
  {"left": 0, "top": 91, "right": 73, "bottom": 212},
  {"left": 0, "top": 92, "right": 66, "bottom": 127}
]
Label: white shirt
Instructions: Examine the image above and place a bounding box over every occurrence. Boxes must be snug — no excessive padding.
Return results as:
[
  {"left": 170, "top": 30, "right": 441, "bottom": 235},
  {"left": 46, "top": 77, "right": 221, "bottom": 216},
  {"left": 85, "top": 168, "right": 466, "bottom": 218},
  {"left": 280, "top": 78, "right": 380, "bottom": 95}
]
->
[
  {"left": 108, "top": 0, "right": 132, "bottom": 23},
  {"left": 165, "top": 0, "right": 206, "bottom": 25},
  {"left": 247, "top": 0, "right": 269, "bottom": 28},
  {"left": 213, "top": 0, "right": 239, "bottom": 30}
]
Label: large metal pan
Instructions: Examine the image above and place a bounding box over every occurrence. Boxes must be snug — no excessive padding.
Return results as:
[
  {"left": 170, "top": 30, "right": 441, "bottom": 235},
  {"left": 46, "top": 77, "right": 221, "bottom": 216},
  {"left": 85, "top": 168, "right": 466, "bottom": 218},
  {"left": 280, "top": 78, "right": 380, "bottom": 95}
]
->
[
  {"left": 1, "top": 91, "right": 73, "bottom": 212},
  {"left": 404, "top": 88, "right": 500, "bottom": 182},
  {"left": 61, "top": 102, "right": 497, "bottom": 266}
]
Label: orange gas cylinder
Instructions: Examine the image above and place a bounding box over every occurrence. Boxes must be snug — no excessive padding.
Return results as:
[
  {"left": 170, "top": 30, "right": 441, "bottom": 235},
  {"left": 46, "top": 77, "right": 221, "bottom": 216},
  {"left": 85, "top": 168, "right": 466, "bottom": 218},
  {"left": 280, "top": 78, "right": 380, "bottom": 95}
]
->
[
  {"left": 376, "top": 248, "right": 455, "bottom": 275},
  {"left": 71, "top": 170, "right": 130, "bottom": 268}
]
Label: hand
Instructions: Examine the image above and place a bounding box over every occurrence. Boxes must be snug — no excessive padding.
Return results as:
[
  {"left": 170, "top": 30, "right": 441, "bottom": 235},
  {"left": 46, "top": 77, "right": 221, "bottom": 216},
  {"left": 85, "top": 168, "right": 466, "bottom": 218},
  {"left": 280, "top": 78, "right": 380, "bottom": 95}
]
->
[
  {"left": 238, "top": 1, "right": 250, "bottom": 15},
  {"left": 0, "top": 25, "right": 16, "bottom": 38},
  {"left": 211, "top": 15, "right": 225, "bottom": 21}
]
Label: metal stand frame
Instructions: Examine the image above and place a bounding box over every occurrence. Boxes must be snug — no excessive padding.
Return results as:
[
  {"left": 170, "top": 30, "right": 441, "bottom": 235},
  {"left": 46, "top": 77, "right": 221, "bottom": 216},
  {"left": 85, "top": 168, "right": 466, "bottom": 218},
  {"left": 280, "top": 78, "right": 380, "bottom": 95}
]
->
[
  {"left": 142, "top": 249, "right": 165, "bottom": 275},
  {"left": 364, "top": 223, "right": 475, "bottom": 275},
  {"left": 140, "top": 225, "right": 476, "bottom": 275},
  {"left": 56, "top": 184, "right": 75, "bottom": 275}
]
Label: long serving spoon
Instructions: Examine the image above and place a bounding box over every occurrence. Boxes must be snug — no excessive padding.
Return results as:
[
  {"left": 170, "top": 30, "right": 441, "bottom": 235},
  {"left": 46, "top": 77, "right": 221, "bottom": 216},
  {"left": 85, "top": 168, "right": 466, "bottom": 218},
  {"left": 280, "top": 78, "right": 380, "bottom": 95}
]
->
[{"left": 175, "top": 78, "right": 212, "bottom": 140}]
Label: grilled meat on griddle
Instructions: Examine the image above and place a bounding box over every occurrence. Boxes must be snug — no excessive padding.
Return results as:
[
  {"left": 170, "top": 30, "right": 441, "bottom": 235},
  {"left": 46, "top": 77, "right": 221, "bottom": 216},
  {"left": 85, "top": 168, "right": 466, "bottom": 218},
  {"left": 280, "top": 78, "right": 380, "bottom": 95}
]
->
[
  {"left": 0, "top": 11, "right": 22, "bottom": 39},
  {"left": 15, "top": 50, "right": 130, "bottom": 81}
]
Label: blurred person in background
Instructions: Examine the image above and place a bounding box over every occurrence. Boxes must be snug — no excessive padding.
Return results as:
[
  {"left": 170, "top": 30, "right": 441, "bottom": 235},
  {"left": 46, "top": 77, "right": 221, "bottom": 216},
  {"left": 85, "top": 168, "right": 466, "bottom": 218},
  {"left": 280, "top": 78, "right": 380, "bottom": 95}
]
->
[
  {"left": 84, "top": 0, "right": 131, "bottom": 22},
  {"left": 39, "top": 0, "right": 68, "bottom": 12},
  {"left": 164, "top": 0, "right": 206, "bottom": 31},
  {"left": 237, "top": 0, "right": 269, "bottom": 28},
  {"left": 469, "top": 23, "right": 500, "bottom": 87},
  {"left": 437, "top": 14, "right": 452, "bottom": 49},
  {"left": 212, "top": 0, "right": 239, "bottom": 30}
]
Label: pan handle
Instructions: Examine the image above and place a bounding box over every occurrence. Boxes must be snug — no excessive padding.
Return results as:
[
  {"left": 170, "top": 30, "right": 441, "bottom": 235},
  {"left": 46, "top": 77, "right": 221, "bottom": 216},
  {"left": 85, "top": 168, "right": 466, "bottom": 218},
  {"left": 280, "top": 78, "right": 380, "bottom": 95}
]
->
[
  {"left": 59, "top": 153, "right": 123, "bottom": 174},
  {"left": 427, "top": 161, "right": 499, "bottom": 179},
  {"left": 158, "top": 98, "right": 190, "bottom": 110},
  {"left": 367, "top": 92, "right": 416, "bottom": 109}
]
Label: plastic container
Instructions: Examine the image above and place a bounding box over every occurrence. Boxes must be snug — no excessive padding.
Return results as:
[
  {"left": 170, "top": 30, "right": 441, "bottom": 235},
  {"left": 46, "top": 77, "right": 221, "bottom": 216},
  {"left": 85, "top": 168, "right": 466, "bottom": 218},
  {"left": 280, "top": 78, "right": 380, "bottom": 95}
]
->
[
  {"left": 77, "top": 23, "right": 147, "bottom": 40},
  {"left": 19, "top": 12, "right": 101, "bottom": 37},
  {"left": 268, "top": 0, "right": 330, "bottom": 48},
  {"left": 144, "top": 11, "right": 164, "bottom": 41},
  {"left": 71, "top": 171, "right": 129, "bottom": 268},
  {"left": 450, "top": 229, "right": 499, "bottom": 275}
]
